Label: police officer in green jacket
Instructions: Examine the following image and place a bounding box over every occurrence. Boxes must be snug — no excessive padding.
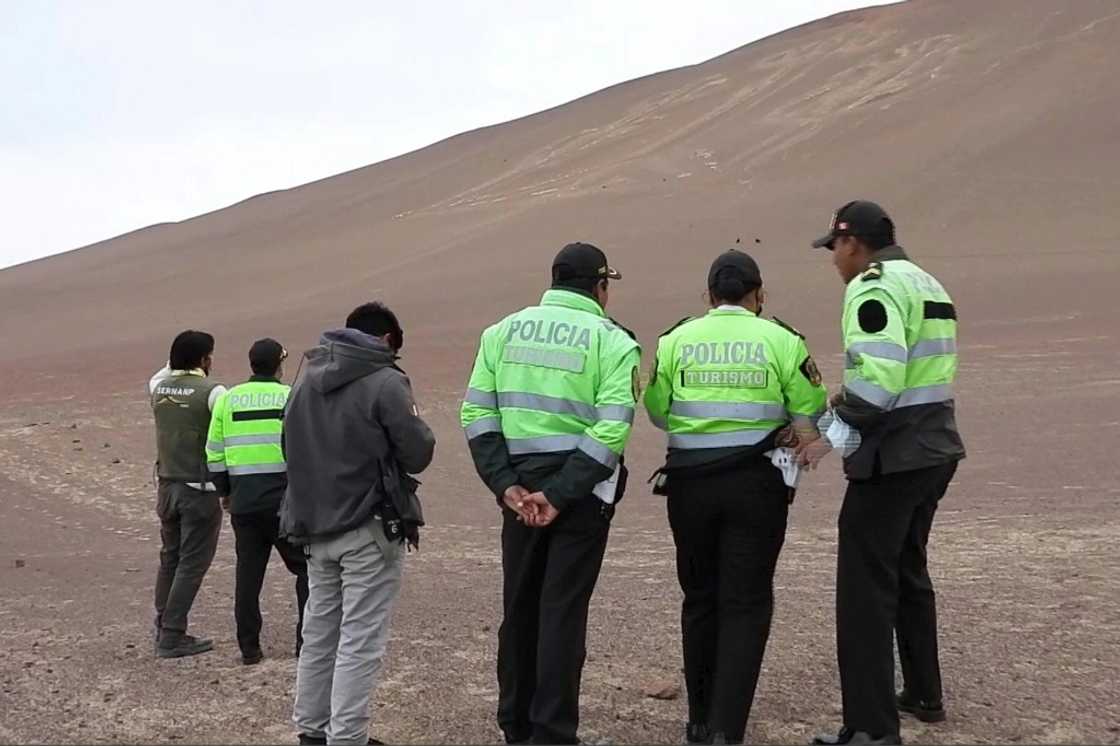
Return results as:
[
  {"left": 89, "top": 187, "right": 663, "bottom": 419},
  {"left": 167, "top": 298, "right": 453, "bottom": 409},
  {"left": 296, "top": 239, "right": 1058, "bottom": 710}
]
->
[
  {"left": 802, "top": 201, "right": 966, "bottom": 746},
  {"left": 645, "top": 250, "right": 827, "bottom": 745},
  {"left": 460, "top": 242, "right": 640, "bottom": 745},
  {"left": 206, "top": 338, "right": 307, "bottom": 666}
]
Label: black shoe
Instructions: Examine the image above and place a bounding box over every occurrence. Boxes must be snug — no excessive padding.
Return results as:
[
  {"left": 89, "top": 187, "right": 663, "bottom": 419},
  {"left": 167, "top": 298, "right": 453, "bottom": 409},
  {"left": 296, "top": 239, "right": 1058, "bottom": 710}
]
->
[
  {"left": 297, "top": 735, "right": 382, "bottom": 745},
  {"left": 812, "top": 727, "right": 901, "bottom": 745},
  {"left": 242, "top": 649, "right": 264, "bottom": 666},
  {"left": 897, "top": 689, "right": 946, "bottom": 723},
  {"left": 297, "top": 735, "right": 326, "bottom": 745},
  {"left": 157, "top": 633, "right": 214, "bottom": 659},
  {"left": 686, "top": 722, "right": 711, "bottom": 744}
]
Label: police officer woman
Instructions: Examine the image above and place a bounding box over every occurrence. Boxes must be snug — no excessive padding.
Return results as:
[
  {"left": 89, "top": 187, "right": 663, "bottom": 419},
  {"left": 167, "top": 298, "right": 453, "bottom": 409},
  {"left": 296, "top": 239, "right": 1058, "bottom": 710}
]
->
[{"left": 644, "top": 250, "right": 828, "bottom": 744}]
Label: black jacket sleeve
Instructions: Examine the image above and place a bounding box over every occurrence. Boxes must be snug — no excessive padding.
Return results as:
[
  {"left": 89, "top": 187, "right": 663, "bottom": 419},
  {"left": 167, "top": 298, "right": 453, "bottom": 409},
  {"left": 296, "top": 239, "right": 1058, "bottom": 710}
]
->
[
  {"left": 835, "top": 389, "right": 889, "bottom": 432},
  {"left": 466, "top": 434, "right": 523, "bottom": 503}
]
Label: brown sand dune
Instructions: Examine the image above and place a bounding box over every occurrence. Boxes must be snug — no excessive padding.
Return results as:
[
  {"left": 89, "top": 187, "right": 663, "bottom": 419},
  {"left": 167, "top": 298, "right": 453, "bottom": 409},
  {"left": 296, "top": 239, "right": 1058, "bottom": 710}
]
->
[{"left": 1, "top": 1, "right": 1119, "bottom": 743}]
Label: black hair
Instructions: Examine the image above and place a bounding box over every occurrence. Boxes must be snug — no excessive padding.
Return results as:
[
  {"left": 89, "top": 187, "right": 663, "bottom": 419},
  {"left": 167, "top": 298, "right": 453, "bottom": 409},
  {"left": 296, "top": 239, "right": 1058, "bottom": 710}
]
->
[
  {"left": 860, "top": 217, "right": 896, "bottom": 251},
  {"left": 169, "top": 330, "right": 215, "bottom": 370},
  {"left": 346, "top": 302, "right": 404, "bottom": 351},
  {"left": 709, "top": 269, "right": 760, "bottom": 305},
  {"left": 250, "top": 357, "right": 282, "bottom": 377}
]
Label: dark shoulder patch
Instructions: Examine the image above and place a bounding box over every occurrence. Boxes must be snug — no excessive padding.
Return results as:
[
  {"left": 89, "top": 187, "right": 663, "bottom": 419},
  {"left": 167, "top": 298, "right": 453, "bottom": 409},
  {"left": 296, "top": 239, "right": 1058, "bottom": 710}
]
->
[
  {"left": 860, "top": 261, "right": 884, "bottom": 282},
  {"left": 608, "top": 317, "right": 638, "bottom": 341},
  {"left": 769, "top": 316, "right": 806, "bottom": 340},
  {"left": 858, "top": 299, "right": 888, "bottom": 333},
  {"left": 659, "top": 316, "right": 695, "bottom": 338}
]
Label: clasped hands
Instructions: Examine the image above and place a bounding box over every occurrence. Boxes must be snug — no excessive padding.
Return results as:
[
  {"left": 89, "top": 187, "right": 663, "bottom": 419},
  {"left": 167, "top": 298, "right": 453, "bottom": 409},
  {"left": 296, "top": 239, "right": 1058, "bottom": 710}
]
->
[
  {"left": 503, "top": 485, "right": 559, "bottom": 527},
  {"left": 777, "top": 423, "right": 833, "bottom": 470}
]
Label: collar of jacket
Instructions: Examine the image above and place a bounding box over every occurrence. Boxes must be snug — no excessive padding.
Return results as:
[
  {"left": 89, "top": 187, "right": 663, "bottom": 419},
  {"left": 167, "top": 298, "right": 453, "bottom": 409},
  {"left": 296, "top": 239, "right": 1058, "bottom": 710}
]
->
[
  {"left": 540, "top": 288, "right": 605, "bottom": 317},
  {"left": 170, "top": 368, "right": 207, "bottom": 378},
  {"left": 710, "top": 305, "right": 757, "bottom": 316},
  {"left": 871, "top": 245, "right": 909, "bottom": 262},
  {"left": 249, "top": 375, "right": 281, "bottom": 383}
]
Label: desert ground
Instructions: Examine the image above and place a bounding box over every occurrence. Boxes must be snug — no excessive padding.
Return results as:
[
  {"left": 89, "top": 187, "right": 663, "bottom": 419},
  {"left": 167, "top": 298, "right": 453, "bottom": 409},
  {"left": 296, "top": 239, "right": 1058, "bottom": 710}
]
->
[{"left": 2, "top": 0, "right": 1119, "bottom": 743}]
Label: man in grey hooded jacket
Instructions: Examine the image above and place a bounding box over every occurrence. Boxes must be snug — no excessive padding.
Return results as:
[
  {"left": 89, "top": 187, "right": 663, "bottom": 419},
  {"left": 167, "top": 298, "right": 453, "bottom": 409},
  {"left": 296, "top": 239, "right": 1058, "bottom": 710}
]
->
[{"left": 281, "top": 302, "right": 436, "bottom": 746}]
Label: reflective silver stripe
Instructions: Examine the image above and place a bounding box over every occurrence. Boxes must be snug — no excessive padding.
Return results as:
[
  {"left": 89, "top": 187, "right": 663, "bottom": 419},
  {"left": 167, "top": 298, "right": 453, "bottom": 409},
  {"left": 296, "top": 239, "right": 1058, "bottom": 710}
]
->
[
  {"left": 498, "top": 392, "right": 597, "bottom": 422},
  {"left": 207, "top": 462, "right": 228, "bottom": 473},
  {"left": 670, "top": 400, "right": 787, "bottom": 421},
  {"left": 505, "top": 434, "right": 582, "bottom": 455},
  {"left": 464, "top": 388, "right": 498, "bottom": 409},
  {"left": 503, "top": 345, "right": 585, "bottom": 373},
  {"left": 790, "top": 414, "right": 818, "bottom": 428},
  {"left": 495, "top": 391, "right": 634, "bottom": 424},
  {"left": 910, "top": 338, "right": 957, "bottom": 358},
  {"left": 464, "top": 416, "right": 502, "bottom": 439},
  {"left": 224, "top": 433, "right": 282, "bottom": 447},
  {"left": 227, "top": 463, "right": 288, "bottom": 476},
  {"left": 667, "top": 429, "right": 773, "bottom": 450},
  {"left": 847, "top": 341, "right": 908, "bottom": 363},
  {"left": 896, "top": 384, "right": 954, "bottom": 407},
  {"left": 844, "top": 378, "right": 898, "bottom": 409},
  {"left": 205, "top": 440, "right": 224, "bottom": 453},
  {"left": 579, "top": 436, "right": 619, "bottom": 469},
  {"left": 648, "top": 413, "right": 668, "bottom": 431},
  {"left": 596, "top": 404, "right": 635, "bottom": 424}
]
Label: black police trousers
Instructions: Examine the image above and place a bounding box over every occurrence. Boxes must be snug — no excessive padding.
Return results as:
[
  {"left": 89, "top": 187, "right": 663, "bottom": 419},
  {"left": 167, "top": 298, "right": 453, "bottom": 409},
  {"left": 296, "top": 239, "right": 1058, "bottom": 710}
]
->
[
  {"left": 496, "top": 495, "right": 612, "bottom": 745},
  {"left": 836, "top": 461, "right": 958, "bottom": 739},
  {"left": 231, "top": 509, "right": 309, "bottom": 657},
  {"left": 154, "top": 480, "right": 222, "bottom": 635},
  {"left": 666, "top": 460, "right": 790, "bottom": 744}
]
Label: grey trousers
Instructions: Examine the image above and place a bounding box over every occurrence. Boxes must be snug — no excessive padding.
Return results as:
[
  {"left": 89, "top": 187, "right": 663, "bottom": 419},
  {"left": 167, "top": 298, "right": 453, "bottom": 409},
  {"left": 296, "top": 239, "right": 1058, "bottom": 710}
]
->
[
  {"left": 293, "top": 518, "right": 403, "bottom": 746},
  {"left": 154, "top": 480, "right": 222, "bottom": 635}
]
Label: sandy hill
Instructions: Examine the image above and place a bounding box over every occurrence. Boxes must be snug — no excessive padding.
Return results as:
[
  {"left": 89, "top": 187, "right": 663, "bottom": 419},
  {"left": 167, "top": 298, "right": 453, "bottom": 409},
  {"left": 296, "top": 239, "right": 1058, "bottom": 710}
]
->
[{"left": 2, "top": 0, "right": 1118, "bottom": 399}]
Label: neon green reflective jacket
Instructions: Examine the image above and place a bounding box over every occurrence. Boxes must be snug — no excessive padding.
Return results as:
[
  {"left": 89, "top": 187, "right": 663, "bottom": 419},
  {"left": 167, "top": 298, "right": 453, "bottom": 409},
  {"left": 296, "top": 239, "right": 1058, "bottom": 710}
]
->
[
  {"left": 836, "top": 246, "right": 965, "bottom": 478},
  {"left": 206, "top": 377, "right": 289, "bottom": 514},
  {"left": 644, "top": 307, "right": 827, "bottom": 470},
  {"left": 460, "top": 288, "right": 641, "bottom": 509}
]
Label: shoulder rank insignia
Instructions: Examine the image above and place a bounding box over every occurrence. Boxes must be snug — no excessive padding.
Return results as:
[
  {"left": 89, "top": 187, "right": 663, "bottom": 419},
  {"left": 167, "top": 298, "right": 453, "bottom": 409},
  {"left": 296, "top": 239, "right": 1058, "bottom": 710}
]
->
[
  {"left": 659, "top": 316, "right": 695, "bottom": 338},
  {"left": 860, "top": 261, "right": 883, "bottom": 282},
  {"left": 769, "top": 316, "right": 805, "bottom": 340},
  {"left": 608, "top": 317, "right": 638, "bottom": 342}
]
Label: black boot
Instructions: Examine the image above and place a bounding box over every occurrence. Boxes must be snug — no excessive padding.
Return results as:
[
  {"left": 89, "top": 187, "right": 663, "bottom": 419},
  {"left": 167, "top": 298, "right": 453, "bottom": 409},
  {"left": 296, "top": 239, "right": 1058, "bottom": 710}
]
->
[
  {"left": 812, "top": 726, "right": 901, "bottom": 745},
  {"left": 156, "top": 632, "right": 213, "bottom": 659},
  {"left": 686, "top": 723, "right": 711, "bottom": 744},
  {"left": 896, "top": 689, "right": 945, "bottom": 723}
]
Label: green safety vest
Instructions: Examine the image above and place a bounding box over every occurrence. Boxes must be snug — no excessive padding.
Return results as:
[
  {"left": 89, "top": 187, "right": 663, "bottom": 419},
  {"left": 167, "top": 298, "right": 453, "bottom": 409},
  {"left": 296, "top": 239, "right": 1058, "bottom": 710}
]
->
[
  {"left": 205, "top": 378, "right": 289, "bottom": 478},
  {"left": 460, "top": 288, "right": 641, "bottom": 471},
  {"left": 644, "top": 307, "right": 827, "bottom": 452},
  {"left": 842, "top": 255, "right": 958, "bottom": 411}
]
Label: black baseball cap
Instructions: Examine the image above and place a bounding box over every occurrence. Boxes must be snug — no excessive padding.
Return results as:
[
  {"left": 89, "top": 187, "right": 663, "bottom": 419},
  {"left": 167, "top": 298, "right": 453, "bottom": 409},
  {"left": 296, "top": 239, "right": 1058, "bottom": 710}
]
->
[
  {"left": 552, "top": 242, "right": 622, "bottom": 283},
  {"left": 249, "top": 338, "right": 287, "bottom": 373},
  {"left": 708, "top": 249, "right": 762, "bottom": 289},
  {"left": 812, "top": 200, "right": 894, "bottom": 250}
]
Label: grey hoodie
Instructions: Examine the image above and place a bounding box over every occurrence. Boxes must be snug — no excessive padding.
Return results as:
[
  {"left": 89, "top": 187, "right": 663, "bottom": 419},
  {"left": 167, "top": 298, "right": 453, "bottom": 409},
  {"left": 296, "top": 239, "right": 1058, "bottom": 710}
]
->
[{"left": 279, "top": 328, "right": 436, "bottom": 543}]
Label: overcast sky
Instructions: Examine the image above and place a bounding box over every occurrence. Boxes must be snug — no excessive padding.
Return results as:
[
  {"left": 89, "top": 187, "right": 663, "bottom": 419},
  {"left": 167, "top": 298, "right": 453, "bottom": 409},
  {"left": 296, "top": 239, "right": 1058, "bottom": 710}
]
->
[{"left": 1, "top": 1, "right": 895, "bottom": 269}]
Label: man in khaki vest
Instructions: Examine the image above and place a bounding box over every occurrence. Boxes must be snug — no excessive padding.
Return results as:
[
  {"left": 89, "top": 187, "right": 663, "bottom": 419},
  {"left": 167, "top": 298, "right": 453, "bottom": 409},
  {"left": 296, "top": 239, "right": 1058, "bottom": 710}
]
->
[{"left": 149, "top": 330, "right": 227, "bottom": 658}]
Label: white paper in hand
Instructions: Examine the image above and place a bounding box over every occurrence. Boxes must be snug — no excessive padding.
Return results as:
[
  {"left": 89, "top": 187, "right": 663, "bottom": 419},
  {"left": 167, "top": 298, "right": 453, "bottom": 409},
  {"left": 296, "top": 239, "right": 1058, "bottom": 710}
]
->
[
  {"left": 766, "top": 447, "right": 801, "bottom": 488},
  {"left": 592, "top": 465, "right": 620, "bottom": 505}
]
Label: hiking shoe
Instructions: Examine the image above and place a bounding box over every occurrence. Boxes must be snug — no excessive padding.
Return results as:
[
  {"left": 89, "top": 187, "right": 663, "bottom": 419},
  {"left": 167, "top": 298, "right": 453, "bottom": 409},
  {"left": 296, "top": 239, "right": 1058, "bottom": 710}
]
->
[
  {"left": 686, "top": 722, "right": 711, "bottom": 743},
  {"left": 242, "top": 649, "right": 264, "bottom": 666},
  {"left": 897, "top": 689, "right": 946, "bottom": 723},
  {"left": 812, "top": 727, "right": 901, "bottom": 745},
  {"left": 298, "top": 735, "right": 382, "bottom": 745},
  {"left": 156, "top": 633, "right": 213, "bottom": 659}
]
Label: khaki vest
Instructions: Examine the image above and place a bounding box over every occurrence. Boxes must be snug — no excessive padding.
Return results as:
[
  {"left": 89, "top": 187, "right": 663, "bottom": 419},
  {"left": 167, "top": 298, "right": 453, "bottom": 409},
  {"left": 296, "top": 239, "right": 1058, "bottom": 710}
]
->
[{"left": 152, "top": 373, "right": 219, "bottom": 481}]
